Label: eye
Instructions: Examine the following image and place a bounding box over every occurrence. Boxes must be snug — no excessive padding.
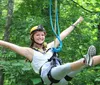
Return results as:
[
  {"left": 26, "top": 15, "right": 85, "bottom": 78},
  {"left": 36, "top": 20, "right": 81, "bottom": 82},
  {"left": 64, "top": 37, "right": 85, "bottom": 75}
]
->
[{"left": 41, "top": 34, "right": 45, "bottom": 36}]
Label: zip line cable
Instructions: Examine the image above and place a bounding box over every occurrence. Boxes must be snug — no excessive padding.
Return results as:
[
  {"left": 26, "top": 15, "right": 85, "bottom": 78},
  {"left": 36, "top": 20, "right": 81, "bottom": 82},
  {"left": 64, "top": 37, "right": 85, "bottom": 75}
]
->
[{"left": 49, "top": 0, "right": 62, "bottom": 52}]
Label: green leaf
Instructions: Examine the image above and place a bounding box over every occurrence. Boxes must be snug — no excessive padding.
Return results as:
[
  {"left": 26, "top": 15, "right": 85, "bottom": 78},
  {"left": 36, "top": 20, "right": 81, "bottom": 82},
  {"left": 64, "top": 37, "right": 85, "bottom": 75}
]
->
[{"left": 31, "top": 78, "right": 41, "bottom": 84}]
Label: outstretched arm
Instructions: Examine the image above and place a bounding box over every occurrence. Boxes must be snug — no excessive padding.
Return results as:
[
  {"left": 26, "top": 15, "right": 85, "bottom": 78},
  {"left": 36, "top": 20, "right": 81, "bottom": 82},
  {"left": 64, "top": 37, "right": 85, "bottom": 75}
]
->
[
  {"left": 48, "top": 16, "right": 83, "bottom": 48},
  {"left": 0, "top": 40, "right": 33, "bottom": 61},
  {"left": 60, "top": 16, "right": 83, "bottom": 41}
]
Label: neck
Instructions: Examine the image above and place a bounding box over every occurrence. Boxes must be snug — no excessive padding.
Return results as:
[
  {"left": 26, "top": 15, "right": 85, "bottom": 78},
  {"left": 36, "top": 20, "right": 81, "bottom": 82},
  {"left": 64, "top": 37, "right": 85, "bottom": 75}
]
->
[{"left": 33, "top": 43, "right": 43, "bottom": 49}]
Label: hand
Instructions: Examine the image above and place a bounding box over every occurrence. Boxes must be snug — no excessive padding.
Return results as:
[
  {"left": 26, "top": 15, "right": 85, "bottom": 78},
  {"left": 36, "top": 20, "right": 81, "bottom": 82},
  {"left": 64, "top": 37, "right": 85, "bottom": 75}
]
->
[
  {"left": 77, "top": 16, "right": 84, "bottom": 23},
  {"left": 73, "top": 16, "right": 84, "bottom": 26}
]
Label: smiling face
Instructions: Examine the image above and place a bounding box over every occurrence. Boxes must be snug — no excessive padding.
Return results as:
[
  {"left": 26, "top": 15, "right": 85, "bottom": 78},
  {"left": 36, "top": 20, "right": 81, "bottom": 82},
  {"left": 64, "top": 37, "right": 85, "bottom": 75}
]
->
[{"left": 33, "top": 31, "right": 46, "bottom": 45}]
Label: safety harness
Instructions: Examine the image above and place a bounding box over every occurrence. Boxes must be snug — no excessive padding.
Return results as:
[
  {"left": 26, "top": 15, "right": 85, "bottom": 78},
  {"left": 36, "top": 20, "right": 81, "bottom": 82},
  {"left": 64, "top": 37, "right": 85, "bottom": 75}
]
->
[
  {"left": 39, "top": 51, "right": 73, "bottom": 85},
  {"left": 33, "top": 47, "right": 72, "bottom": 85},
  {"left": 47, "top": 52, "right": 61, "bottom": 85}
]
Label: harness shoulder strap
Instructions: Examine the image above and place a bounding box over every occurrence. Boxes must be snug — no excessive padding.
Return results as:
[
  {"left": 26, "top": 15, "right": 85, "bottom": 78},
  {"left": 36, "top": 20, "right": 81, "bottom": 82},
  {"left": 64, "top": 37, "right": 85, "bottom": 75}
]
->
[{"left": 48, "top": 52, "right": 57, "bottom": 61}]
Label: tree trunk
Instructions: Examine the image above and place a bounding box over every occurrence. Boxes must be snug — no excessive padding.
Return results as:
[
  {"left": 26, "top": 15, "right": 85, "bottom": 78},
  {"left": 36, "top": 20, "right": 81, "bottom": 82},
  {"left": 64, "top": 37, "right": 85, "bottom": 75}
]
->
[
  {"left": 97, "top": 24, "right": 100, "bottom": 40},
  {"left": 2, "top": 0, "right": 14, "bottom": 53},
  {"left": 0, "top": 66, "right": 4, "bottom": 85},
  {"left": 0, "top": 0, "right": 2, "bottom": 16},
  {"left": 3, "top": 0, "right": 14, "bottom": 41},
  {"left": 1, "top": 0, "right": 14, "bottom": 84},
  {"left": 97, "top": 23, "right": 100, "bottom": 54}
]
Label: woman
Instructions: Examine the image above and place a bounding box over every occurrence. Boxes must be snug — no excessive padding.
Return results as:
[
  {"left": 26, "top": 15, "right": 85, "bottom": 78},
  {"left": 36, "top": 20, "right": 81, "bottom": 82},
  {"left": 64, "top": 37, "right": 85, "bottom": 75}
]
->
[{"left": 0, "top": 16, "right": 100, "bottom": 85}]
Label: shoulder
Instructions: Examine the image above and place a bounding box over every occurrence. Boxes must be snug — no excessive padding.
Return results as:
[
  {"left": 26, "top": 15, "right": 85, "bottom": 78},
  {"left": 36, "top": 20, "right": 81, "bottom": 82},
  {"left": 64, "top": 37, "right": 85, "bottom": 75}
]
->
[{"left": 23, "top": 47, "right": 34, "bottom": 61}]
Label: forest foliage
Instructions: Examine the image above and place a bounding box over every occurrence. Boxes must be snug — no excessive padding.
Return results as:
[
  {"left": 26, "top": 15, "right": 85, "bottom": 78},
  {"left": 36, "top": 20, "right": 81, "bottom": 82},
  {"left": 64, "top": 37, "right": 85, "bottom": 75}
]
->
[{"left": 0, "top": 0, "right": 100, "bottom": 85}]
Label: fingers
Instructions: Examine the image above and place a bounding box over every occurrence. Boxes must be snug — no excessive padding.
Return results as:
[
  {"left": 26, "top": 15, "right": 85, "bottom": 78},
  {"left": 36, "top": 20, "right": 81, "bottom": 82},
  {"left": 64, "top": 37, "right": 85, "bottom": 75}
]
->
[{"left": 78, "top": 16, "right": 84, "bottom": 22}]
